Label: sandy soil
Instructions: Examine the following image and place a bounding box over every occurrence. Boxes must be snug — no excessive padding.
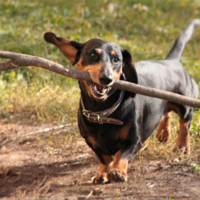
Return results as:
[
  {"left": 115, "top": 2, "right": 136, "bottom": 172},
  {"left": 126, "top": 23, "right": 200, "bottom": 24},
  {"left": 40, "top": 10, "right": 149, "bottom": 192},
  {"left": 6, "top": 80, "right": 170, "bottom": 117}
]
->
[{"left": 0, "top": 123, "right": 200, "bottom": 200}]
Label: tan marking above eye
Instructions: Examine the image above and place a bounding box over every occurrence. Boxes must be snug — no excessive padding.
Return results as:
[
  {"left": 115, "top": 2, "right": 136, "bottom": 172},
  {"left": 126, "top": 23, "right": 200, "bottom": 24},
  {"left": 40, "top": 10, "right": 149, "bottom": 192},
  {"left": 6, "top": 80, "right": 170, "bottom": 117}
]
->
[
  {"left": 110, "top": 50, "right": 117, "bottom": 56},
  {"left": 95, "top": 48, "right": 102, "bottom": 54}
]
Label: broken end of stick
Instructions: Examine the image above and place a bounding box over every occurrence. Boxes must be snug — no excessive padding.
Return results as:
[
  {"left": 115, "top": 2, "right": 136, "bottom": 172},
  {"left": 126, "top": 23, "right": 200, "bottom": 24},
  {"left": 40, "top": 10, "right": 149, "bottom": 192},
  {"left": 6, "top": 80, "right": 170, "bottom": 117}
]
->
[{"left": 11, "top": 62, "right": 19, "bottom": 68}]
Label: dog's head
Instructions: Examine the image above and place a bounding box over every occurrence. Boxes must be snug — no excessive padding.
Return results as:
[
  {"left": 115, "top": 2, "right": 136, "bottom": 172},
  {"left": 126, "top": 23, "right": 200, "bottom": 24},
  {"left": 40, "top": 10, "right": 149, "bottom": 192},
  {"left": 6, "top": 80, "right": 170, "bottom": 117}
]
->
[{"left": 44, "top": 32, "right": 138, "bottom": 101}]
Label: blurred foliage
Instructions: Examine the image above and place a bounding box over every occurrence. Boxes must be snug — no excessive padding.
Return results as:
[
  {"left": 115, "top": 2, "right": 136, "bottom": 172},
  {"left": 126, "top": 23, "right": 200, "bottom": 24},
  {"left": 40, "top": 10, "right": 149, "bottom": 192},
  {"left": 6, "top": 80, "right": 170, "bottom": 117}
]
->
[
  {"left": 0, "top": 0, "right": 200, "bottom": 80},
  {"left": 189, "top": 163, "right": 200, "bottom": 173},
  {"left": 0, "top": 0, "right": 200, "bottom": 128}
]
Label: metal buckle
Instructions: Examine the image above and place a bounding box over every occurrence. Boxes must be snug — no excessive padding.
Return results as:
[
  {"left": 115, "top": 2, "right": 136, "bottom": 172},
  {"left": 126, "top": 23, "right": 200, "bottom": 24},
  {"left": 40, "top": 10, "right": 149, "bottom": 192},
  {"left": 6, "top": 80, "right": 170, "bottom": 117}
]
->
[
  {"left": 90, "top": 113, "right": 103, "bottom": 124},
  {"left": 97, "top": 114, "right": 103, "bottom": 124},
  {"left": 82, "top": 109, "right": 91, "bottom": 122},
  {"left": 82, "top": 109, "right": 103, "bottom": 124}
]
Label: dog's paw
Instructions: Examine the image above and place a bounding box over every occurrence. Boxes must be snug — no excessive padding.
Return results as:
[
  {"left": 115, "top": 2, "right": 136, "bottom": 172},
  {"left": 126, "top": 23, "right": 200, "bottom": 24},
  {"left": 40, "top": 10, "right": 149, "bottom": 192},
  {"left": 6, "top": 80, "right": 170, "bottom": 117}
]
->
[
  {"left": 156, "top": 128, "right": 171, "bottom": 142},
  {"left": 92, "top": 173, "right": 109, "bottom": 184},
  {"left": 107, "top": 158, "right": 128, "bottom": 182},
  {"left": 107, "top": 168, "right": 127, "bottom": 182},
  {"left": 173, "top": 144, "right": 190, "bottom": 155},
  {"left": 173, "top": 131, "right": 190, "bottom": 155}
]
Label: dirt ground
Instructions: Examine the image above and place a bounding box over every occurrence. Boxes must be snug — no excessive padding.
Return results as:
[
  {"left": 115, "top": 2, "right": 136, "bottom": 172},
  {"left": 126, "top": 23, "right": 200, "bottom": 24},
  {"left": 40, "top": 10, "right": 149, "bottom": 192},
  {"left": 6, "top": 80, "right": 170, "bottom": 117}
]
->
[{"left": 0, "top": 122, "right": 200, "bottom": 200}]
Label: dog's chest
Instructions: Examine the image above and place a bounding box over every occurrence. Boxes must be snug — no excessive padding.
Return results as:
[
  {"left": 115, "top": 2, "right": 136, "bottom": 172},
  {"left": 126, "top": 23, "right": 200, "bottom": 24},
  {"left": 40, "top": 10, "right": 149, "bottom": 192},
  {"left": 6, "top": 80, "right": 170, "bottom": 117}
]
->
[
  {"left": 78, "top": 96, "right": 137, "bottom": 155},
  {"left": 79, "top": 113, "right": 135, "bottom": 155},
  {"left": 91, "top": 126, "right": 128, "bottom": 154}
]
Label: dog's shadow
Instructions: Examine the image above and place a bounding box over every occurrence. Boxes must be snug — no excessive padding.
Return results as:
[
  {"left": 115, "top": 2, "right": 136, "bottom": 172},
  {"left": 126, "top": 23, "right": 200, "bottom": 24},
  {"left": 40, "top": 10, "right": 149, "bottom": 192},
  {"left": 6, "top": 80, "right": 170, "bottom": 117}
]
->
[{"left": 0, "top": 155, "right": 97, "bottom": 198}]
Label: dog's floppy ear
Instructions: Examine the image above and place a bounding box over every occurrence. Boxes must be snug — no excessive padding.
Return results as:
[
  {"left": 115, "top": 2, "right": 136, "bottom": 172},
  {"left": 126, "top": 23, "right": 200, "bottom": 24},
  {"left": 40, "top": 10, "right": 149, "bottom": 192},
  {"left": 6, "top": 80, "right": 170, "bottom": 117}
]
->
[
  {"left": 121, "top": 48, "right": 138, "bottom": 97},
  {"left": 44, "top": 32, "right": 83, "bottom": 65}
]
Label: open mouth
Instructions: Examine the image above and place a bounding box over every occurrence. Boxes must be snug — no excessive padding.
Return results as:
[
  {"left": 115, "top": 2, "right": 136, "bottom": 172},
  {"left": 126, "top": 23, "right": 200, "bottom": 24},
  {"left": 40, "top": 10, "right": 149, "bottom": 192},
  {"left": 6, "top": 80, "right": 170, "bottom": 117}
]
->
[{"left": 88, "top": 81, "right": 109, "bottom": 99}]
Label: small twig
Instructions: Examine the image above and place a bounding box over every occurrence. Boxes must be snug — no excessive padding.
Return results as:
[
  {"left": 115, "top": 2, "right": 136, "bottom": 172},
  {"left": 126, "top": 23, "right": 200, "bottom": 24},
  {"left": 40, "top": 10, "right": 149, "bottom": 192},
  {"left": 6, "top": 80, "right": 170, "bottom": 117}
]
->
[
  {"left": 0, "top": 139, "right": 14, "bottom": 149},
  {"left": 21, "top": 124, "right": 71, "bottom": 137},
  {"left": 76, "top": 153, "right": 89, "bottom": 160},
  {"left": 0, "top": 125, "right": 71, "bottom": 148},
  {"left": 139, "top": 145, "right": 148, "bottom": 152},
  {"left": 37, "top": 175, "right": 47, "bottom": 190},
  {"left": 11, "top": 62, "right": 19, "bottom": 67},
  {"left": 175, "top": 172, "right": 191, "bottom": 176},
  {"left": 86, "top": 190, "right": 93, "bottom": 198}
]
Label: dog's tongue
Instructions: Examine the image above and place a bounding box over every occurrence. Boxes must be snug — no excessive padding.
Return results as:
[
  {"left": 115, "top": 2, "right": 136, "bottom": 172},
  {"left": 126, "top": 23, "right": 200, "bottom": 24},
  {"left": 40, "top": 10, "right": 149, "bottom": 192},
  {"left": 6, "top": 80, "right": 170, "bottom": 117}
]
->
[{"left": 96, "top": 84, "right": 103, "bottom": 91}]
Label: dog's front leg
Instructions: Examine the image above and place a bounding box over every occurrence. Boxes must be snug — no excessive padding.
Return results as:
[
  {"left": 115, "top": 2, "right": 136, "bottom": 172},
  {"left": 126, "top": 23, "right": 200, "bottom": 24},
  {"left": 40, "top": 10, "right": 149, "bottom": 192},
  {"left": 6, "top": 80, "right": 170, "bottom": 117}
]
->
[
  {"left": 108, "top": 139, "right": 142, "bottom": 182},
  {"left": 108, "top": 150, "right": 128, "bottom": 182},
  {"left": 92, "top": 154, "right": 112, "bottom": 184}
]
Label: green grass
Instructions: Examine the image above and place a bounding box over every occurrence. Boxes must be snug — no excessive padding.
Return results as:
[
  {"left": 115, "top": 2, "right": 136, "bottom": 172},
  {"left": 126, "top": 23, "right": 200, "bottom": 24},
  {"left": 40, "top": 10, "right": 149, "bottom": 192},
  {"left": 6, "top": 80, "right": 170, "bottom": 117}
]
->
[{"left": 0, "top": 0, "right": 200, "bottom": 151}]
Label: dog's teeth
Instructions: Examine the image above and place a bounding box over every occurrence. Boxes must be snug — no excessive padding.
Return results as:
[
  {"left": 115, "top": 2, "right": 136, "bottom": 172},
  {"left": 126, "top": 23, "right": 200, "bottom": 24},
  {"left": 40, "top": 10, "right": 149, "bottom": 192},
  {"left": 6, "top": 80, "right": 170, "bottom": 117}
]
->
[{"left": 102, "top": 88, "right": 106, "bottom": 93}]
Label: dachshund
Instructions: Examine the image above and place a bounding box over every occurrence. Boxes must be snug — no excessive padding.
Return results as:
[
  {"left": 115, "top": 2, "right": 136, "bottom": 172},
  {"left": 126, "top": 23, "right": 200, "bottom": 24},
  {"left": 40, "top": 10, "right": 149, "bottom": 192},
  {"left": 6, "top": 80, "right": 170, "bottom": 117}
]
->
[{"left": 44, "top": 19, "right": 199, "bottom": 184}]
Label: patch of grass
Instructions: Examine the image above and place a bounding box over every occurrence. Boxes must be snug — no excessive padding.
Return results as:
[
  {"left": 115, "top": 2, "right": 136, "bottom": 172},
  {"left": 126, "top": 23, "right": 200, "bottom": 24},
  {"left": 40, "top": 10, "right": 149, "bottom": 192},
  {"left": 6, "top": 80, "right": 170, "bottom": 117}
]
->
[
  {"left": 0, "top": 0, "right": 200, "bottom": 157},
  {"left": 0, "top": 80, "right": 79, "bottom": 124},
  {"left": 189, "top": 163, "right": 200, "bottom": 173}
]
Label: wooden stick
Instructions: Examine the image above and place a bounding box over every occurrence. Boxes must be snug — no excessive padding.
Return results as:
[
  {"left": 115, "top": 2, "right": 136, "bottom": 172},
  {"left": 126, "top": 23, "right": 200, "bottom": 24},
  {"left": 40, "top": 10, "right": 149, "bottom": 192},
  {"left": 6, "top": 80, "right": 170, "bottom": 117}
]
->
[{"left": 0, "top": 50, "right": 200, "bottom": 108}]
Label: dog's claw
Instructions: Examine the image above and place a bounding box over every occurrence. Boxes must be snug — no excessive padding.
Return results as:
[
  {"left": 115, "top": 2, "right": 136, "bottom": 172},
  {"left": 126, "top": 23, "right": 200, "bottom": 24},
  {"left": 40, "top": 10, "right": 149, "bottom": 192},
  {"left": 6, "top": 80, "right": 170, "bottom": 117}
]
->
[
  {"left": 107, "top": 170, "right": 127, "bottom": 182},
  {"left": 92, "top": 173, "right": 109, "bottom": 184},
  {"left": 102, "top": 179, "right": 108, "bottom": 184},
  {"left": 117, "top": 171, "right": 121, "bottom": 178}
]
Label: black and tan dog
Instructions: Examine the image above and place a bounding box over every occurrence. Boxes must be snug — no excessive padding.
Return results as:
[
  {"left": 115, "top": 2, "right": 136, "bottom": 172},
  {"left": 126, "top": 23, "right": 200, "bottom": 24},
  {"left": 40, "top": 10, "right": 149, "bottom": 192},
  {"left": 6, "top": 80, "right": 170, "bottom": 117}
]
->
[{"left": 44, "top": 20, "right": 199, "bottom": 184}]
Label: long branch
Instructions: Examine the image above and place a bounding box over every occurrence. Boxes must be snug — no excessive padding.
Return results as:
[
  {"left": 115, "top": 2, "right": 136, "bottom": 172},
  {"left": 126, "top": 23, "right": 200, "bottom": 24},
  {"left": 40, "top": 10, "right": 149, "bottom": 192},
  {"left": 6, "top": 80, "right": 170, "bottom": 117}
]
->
[{"left": 0, "top": 50, "right": 200, "bottom": 108}]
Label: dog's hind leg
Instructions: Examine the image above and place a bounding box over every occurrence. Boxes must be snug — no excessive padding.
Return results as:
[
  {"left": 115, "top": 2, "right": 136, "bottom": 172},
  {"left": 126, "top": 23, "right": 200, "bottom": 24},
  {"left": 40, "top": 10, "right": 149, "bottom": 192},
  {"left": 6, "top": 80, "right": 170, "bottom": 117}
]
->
[
  {"left": 166, "top": 103, "right": 194, "bottom": 155},
  {"left": 173, "top": 118, "right": 191, "bottom": 154},
  {"left": 156, "top": 111, "right": 171, "bottom": 142}
]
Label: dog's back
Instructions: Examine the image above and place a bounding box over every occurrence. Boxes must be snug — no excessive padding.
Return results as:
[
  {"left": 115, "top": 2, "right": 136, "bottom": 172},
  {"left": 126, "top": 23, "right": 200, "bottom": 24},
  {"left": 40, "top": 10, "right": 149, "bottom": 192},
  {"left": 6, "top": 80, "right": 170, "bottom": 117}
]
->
[
  {"left": 135, "top": 20, "right": 199, "bottom": 144},
  {"left": 135, "top": 59, "right": 198, "bottom": 142}
]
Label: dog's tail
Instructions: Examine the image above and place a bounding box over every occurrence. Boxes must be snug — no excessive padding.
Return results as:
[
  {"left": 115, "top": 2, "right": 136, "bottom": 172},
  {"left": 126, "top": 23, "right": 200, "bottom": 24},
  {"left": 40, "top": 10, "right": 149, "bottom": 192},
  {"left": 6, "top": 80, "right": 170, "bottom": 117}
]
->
[{"left": 165, "top": 19, "right": 200, "bottom": 60}]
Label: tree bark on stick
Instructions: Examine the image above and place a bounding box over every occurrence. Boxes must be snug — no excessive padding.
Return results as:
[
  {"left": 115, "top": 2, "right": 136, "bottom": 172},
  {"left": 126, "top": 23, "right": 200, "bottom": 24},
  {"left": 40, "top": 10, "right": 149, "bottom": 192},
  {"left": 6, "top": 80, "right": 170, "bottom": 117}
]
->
[{"left": 0, "top": 50, "right": 200, "bottom": 108}]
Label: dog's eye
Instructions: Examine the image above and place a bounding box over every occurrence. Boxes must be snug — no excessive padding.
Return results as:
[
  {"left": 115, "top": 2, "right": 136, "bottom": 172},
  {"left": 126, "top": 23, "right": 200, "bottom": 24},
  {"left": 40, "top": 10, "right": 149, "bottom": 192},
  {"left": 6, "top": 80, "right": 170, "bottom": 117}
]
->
[
  {"left": 90, "top": 52, "right": 98, "bottom": 59},
  {"left": 113, "top": 57, "right": 119, "bottom": 63}
]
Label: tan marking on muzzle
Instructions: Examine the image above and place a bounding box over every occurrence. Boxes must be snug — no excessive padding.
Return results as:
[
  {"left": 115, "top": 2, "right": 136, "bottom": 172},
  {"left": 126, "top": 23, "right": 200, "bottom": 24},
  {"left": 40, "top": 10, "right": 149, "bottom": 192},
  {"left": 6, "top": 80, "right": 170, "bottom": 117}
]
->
[
  {"left": 77, "top": 58, "right": 103, "bottom": 85},
  {"left": 112, "top": 66, "right": 122, "bottom": 81},
  {"left": 77, "top": 58, "right": 106, "bottom": 100}
]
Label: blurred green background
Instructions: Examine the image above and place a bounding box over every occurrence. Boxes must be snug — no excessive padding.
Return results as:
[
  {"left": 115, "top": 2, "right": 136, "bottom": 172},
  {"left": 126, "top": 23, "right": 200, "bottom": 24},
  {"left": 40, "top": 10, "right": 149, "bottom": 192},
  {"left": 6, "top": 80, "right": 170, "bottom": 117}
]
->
[{"left": 0, "top": 0, "right": 200, "bottom": 133}]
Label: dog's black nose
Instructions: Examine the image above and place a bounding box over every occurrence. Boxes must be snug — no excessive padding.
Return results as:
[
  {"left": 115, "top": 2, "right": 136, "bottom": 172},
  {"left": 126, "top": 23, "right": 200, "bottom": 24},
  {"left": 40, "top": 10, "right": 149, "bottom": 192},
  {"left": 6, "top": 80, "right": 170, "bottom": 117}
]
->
[{"left": 99, "top": 73, "right": 113, "bottom": 85}]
